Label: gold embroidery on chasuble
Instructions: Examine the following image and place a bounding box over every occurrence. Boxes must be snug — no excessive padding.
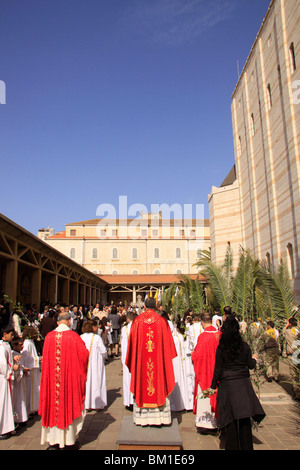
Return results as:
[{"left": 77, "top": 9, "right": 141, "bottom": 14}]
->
[
  {"left": 54, "top": 332, "right": 62, "bottom": 424},
  {"left": 146, "top": 357, "right": 155, "bottom": 397}
]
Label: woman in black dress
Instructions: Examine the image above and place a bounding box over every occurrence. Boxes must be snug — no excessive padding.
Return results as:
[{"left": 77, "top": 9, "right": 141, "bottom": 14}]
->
[{"left": 210, "top": 315, "right": 265, "bottom": 450}]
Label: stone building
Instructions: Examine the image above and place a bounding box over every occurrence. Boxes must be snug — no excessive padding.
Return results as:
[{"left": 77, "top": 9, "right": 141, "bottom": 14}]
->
[{"left": 209, "top": 0, "right": 300, "bottom": 301}]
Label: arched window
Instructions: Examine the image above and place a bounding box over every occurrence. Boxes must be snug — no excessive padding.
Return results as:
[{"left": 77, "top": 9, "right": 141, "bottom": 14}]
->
[
  {"left": 132, "top": 248, "right": 138, "bottom": 259},
  {"left": 132, "top": 270, "right": 138, "bottom": 275},
  {"left": 267, "top": 84, "right": 272, "bottom": 110},
  {"left": 289, "top": 42, "right": 296, "bottom": 74},
  {"left": 237, "top": 136, "right": 242, "bottom": 158},
  {"left": 154, "top": 269, "right": 160, "bottom": 275},
  {"left": 176, "top": 269, "right": 182, "bottom": 274},
  {"left": 266, "top": 252, "right": 271, "bottom": 269},
  {"left": 92, "top": 248, "right": 98, "bottom": 259},
  {"left": 112, "top": 270, "right": 118, "bottom": 275},
  {"left": 250, "top": 113, "right": 255, "bottom": 136},
  {"left": 176, "top": 247, "right": 181, "bottom": 259},
  {"left": 154, "top": 248, "right": 159, "bottom": 259},
  {"left": 70, "top": 248, "right": 75, "bottom": 259},
  {"left": 287, "top": 243, "right": 295, "bottom": 279},
  {"left": 112, "top": 248, "right": 118, "bottom": 259}
]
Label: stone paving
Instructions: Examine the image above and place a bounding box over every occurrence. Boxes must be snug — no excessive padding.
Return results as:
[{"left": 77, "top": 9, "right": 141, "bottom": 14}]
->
[{"left": 1, "top": 356, "right": 299, "bottom": 451}]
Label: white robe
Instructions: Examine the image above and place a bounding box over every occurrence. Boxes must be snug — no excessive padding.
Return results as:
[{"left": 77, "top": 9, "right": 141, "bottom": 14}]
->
[
  {"left": 81, "top": 332, "right": 107, "bottom": 410},
  {"left": 12, "top": 351, "right": 28, "bottom": 424},
  {"left": 121, "top": 323, "right": 134, "bottom": 407},
  {"left": 169, "top": 330, "right": 189, "bottom": 411},
  {"left": 22, "top": 339, "right": 40, "bottom": 415},
  {"left": 0, "top": 341, "right": 15, "bottom": 435},
  {"left": 183, "top": 335, "right": 195, "bottom": 411},
  {"left": 187, "top": 322, "right": 204, "bottom": 352}
]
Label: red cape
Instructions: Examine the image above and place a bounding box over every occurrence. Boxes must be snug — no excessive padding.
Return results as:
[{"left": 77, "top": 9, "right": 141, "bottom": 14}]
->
[
  {"left": 125, "top": 310, "right": 177, "bottom": 409},
  {"left": 38, "top": 329, "right": 89, "bottom": 429},
  {"left": 192, "top": 326, "right": 220, "bottom": 415}
]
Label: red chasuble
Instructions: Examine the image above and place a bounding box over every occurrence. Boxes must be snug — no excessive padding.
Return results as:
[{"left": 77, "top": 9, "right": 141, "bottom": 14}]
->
[
  {"left": 38, "top": 329, "right": 89, "bottom": 429},
  {"left": 192, "top": 326, "right": 221, "bottom": 416},
  {"left": 125, "top": 310, "right": 177, "bottom": 409}
]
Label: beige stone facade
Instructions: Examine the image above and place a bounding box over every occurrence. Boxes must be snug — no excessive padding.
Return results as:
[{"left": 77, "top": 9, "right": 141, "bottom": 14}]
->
[
  {"left": 209, "top": 0, "right": 300, "bottom": 301},
  {"left": 40, "top": 212, "right": 210, "bottom": 277}
]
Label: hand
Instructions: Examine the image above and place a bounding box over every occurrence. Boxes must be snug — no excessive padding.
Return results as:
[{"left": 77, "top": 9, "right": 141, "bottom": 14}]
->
[{"left": 252, "top": 353, "right": 258, "bottom": 360}]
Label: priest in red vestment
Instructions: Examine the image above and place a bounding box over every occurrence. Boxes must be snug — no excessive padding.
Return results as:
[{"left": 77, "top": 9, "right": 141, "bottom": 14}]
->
[
  {"left": 192, "top": 312, "right": 221, "bottom": 432},
  {"left": 38, "top": 312, "right": 89, "bottom": 449},
  {"left": 125, "top": 297, "right": 177, "bottom": 426}
]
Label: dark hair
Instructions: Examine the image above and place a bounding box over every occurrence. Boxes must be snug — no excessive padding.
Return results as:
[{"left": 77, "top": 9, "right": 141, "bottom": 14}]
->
[
  {"left": 289, "top": 317, "right": 298, "bottom": 327},
  {"left": 219, "top": 315, "right": 243, "bottom": 360},
  {"left": 145, "top": 297, "right": 156, "bottom": 309},
  {"left": 200, "top": 312, "right": 212, "bottom": 323},
  {"left": 223, "top": 306, "right": 232, "bottom": 316},
  {"left": 110, "top": 306, "right": 118, "bottom": 315},
  {"left": 82, "top": 319, "right": 98, "bottom": 334},
  {"left": 267, "top": 320, "right": 274, "bottom": 328}
]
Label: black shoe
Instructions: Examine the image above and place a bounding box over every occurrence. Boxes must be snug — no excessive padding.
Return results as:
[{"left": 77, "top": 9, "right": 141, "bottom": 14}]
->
[{"left": 0, "top": 433, "right": 11, "bottom": 440}]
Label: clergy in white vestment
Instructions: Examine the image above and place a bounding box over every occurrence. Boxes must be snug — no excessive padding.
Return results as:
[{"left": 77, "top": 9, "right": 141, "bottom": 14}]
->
[
  {"left": 169, "top": 323, "right": 190, "bottom": 411},
  {"left": 187, "top": 314, "right": 204, "bottom": 352},
  {"left": 21, "top": 326, "right": 41, "bottom": 417},
  {"left": 11, "top": 337, "right": 28, "bottom": 426},
  {"left": 120, "top": 312, "right": 136, "bottom": 408},
  {"left": 81, "top": 320, "right": 107, "bottom": 411},
  {"left": 182, "top": 333, "right": 195, "bottom": 411},
  {"left": 0, "top": 327, "right": 16, "bottom": 439}
]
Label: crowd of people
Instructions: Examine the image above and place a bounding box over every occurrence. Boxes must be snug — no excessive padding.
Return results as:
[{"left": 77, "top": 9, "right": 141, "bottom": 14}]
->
[{"left": 0, "top": 297, "right": 299, "bottom": 450}]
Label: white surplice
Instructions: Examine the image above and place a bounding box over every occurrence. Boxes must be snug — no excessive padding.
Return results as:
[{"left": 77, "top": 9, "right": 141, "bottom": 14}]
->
[
  {"left": 12, "top": 351, "right": 28, "bottom": 424},
  {"left": 0, "top": 340, "right": 15, "bottom": 435},
  {"left": 169, "top": 329, "right": 189, "bottom": 411},
  {"left": 81, "top": 332, "right": 107, "bottom": 410},
  {"left": 22, "top": 339, "right": 40, "bottom": 415},
  {"left": 187, "top": 322, "right": 204, "bottom": 352},
  {"left": 121, "top": 322, "right": 134, "bottom": 407},
  {"left": 183, "top": 335, "right": 195, "bottom": 411}
]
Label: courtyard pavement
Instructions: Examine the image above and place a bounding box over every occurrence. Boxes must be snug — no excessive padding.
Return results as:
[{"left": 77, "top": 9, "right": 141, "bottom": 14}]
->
[{"left": 1, "top": 356, "right": 299, "bottom": 452}]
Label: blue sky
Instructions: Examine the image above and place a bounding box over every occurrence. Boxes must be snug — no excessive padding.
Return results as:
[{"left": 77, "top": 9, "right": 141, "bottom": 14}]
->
[{"left": 0, "top": 0, "right": 271, "bottom": 235}]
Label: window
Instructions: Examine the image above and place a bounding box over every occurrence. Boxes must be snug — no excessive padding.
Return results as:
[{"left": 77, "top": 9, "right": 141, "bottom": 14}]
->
[
  {"left": 132, "top": 270, "right": 138, "bottom": 275},
  {"left": 152, "top": 230, "right": 158, "bottom": 237},
  {"left": 250, "top": 113, "right": 255, "bottom": 136},
  {"left": 100, "top": 229, "right": 106, "bottom": 237},
  {"left": 179, "top": 229, "right": 185, "bottom": 237},
  {"left": 237, "top": 136, "right": 242, "bottom": 158},
  {"left": 176, "top": 248, "right": 181, "bottom": 259},
  {"left": 190, "top": 229, "right": 196, "bottom": 237},
  {"left": 112, "top": 229, "right": 118, "bottom": 237},
  {"left": 112, "top": 270, "right": 118, "bottom": 275},
  {"left": 154, "top": 248, "right": 159, "bottom": 259},
  {"left": 132, "top": 248, "right": 138, "bottom": 259},
  {"left": 176, "top": 270, "right": 182, "bottom": 275},
  {"left": 141, "top": 229, "right": 147, "bottom": 237},
  {"left": 289, "top": 42, "right": 297, "bottom": 74},
  {"left": 287, "top": 243, "right": 295, "bottom": 279},
  {"left": 70, "top": 229, "right": 76, "bottom": 236},
  {"left": 267, "top": 84, "right": 272, "bottom": 110},
  {"left": 266, "top": 252, "right": 271, "bottom": 269},
  {"left": 70, "top": 248, "right": 75, "bottom": 259},
  {"left": 92, "top": 248, "right": 98, "bottom": 259},
  {"left": 112, "top": 248, "right": 118, "bottom": 259},
  {"left": 154, "top": 269, "right": 160, "bottom": 275}
]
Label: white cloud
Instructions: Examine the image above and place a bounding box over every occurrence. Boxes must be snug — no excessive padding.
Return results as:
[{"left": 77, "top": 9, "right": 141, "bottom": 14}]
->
[{"left": 120, "top": 0, "right": 237, "bottom": 46}]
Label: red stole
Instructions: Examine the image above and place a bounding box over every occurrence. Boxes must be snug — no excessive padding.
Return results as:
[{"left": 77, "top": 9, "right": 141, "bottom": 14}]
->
[
  {"left": 125, "top": 310, "right": 177, "bottom": 409},
  {"left": 38, "top": 329, "right": 89, "bottom": 429},
  {"left": 192, "top": 326, "right": 220, "bottom": 416}
]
